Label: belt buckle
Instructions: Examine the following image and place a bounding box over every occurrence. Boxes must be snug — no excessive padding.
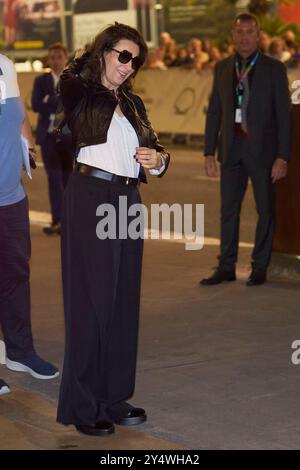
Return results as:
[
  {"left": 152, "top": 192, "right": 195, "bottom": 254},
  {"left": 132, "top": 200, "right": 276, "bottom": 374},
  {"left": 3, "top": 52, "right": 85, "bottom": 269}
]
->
[{"left": 125, "top": 177, "right": 130, "bottom": 185}]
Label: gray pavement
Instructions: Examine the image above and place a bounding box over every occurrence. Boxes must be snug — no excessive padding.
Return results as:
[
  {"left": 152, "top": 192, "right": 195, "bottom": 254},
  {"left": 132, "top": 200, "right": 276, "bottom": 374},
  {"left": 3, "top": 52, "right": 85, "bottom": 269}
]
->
[{"left": 1, "top": 148, "right": 300, "bottom": 450}]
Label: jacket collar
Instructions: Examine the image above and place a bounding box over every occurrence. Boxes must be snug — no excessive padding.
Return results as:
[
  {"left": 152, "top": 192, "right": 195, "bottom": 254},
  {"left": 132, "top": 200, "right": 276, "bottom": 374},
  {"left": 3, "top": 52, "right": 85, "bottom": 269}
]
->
[{"left": 235, "top": 49, "right": 259, "bottom": 66}]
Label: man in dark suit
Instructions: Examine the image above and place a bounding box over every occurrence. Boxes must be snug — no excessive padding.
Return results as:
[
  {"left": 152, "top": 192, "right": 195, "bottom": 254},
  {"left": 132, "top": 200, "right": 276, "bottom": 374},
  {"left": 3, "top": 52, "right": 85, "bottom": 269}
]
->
[
  {"left": 200, "top": 13, "right": 291, "bottom": 286},
  {"left": 32, "top": 43, "right": 73, "bottom": 235}
]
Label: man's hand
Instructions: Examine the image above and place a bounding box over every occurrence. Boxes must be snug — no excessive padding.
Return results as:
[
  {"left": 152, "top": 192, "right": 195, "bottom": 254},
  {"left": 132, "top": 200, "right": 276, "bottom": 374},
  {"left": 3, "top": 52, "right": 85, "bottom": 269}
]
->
[
  {"left": 271, "top": 158, "right": 287, "bottom": 183},
  {"left": 29, "top": 147, "right": 38, "bottom": 169},
  {"left": 204, "top": 155, "right": 218, "bottom": 177}
]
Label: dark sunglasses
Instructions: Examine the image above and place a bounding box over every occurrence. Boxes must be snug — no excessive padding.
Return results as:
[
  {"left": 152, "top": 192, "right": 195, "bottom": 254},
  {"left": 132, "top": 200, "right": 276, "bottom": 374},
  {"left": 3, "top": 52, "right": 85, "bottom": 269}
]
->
[{"left": 111, "top": 48, "right": 143, "bottom": 71}]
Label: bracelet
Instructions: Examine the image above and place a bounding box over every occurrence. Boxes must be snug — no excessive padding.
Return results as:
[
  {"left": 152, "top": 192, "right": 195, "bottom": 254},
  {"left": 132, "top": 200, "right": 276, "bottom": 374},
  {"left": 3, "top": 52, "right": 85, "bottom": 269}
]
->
[{"left": 155, "top": 154, "right": 165, "bottom": 169}]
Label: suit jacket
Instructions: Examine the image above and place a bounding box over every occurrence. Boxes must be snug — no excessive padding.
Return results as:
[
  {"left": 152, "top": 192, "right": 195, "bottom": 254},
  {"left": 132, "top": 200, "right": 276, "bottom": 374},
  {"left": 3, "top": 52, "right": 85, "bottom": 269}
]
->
[
  {"left": 204, "top": 53, "right": 292, "bottom": 168},
  {"left": 32, "top": 72, "right": 60, "bottom": 145}
]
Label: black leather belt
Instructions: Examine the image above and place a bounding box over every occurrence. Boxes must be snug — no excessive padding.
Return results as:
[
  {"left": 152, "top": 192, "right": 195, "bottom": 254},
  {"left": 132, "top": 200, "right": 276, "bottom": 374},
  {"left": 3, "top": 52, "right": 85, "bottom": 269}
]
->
[{"left": 76, "top": 163, "right": 139, "bottom": 186}]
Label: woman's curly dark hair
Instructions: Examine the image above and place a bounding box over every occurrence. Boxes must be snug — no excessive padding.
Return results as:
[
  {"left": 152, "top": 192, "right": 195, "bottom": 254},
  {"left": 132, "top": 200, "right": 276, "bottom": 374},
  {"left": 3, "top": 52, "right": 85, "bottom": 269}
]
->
[{"left": 83, "top": 22, "right": 148, "bottom": 90}]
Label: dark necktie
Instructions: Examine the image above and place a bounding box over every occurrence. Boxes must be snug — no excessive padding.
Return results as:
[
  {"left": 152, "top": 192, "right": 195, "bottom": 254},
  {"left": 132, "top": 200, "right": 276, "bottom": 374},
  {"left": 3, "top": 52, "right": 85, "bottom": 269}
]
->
[{"left": 240, "top": 59, "right": 250, "bottom": 133}]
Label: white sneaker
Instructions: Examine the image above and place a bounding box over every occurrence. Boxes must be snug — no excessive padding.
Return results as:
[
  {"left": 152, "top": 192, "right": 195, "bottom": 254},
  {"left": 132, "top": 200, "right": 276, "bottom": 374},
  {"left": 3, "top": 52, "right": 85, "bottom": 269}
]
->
[
  {"left": 0, "top": 378, "right": 10, "bottom": 396},
  {"left": 0, "top": 340, "right": 6, "bottom": 365},
  {"left": 6, "top": 354, "right": 59, "bottom": 380}
]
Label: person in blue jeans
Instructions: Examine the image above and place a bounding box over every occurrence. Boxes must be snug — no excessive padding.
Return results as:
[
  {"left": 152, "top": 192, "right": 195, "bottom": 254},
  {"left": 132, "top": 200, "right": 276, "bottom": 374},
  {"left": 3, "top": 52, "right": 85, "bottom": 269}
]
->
[{"left": 0, "top": 53, "right": 59, "bottom": 393}]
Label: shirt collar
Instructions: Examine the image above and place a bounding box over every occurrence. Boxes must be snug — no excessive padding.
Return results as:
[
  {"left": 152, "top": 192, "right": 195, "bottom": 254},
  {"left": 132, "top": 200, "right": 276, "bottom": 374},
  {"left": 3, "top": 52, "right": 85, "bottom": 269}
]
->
[
  {"left": 51, "top": 71, "right": 60, "bottom": 85},
  {"left": 235, "top": 49, "right": 259, "bottom": 65}
]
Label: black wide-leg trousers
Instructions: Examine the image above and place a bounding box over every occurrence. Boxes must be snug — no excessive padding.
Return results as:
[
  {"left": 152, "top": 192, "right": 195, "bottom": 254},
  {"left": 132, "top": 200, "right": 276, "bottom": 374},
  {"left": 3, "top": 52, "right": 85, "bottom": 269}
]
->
[{"left": 57, "top": 171, "right": 144, "bottom": 426}]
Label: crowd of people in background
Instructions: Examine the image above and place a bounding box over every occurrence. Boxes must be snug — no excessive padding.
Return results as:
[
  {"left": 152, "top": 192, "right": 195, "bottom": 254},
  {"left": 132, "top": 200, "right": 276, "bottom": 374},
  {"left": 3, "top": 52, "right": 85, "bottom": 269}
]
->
[{"left": 146, "top": 29, "right": 300, "bottom": 72}]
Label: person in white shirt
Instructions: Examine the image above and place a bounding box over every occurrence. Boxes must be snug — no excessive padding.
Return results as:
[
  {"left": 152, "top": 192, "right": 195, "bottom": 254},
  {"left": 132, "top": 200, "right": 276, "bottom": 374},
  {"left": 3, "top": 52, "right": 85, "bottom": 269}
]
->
[{"left": 56, "top": 22, "right": 170, "bottom": 437}]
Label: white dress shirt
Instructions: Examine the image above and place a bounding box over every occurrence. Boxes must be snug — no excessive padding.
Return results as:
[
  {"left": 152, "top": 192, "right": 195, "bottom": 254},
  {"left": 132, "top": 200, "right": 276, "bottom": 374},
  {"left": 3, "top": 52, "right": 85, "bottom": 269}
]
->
[
  {"left": 77, "top": 112, "right": 165, "bottom": 178},
  {"left": 51, "top": 71, "right": 60, "bottom": 89},
  {"left": 46, "top": 71, "right": 61, "bottom": 133}
]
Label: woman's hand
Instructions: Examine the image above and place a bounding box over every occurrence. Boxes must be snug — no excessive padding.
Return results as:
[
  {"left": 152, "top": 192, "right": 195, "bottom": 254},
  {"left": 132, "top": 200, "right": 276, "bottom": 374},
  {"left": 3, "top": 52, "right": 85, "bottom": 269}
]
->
[{"left": 135, "top": 147, "right": 163, "bottom": 169}]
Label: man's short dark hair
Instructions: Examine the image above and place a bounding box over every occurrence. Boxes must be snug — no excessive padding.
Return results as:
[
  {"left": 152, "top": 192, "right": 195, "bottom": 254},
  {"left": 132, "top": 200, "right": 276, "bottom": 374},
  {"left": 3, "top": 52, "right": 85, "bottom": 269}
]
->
[
  {"left": 234, "top": 13, "right": 260, "bottom": 30},
  {"left": 48, "top": 42, "right": 68, "bottom": 56}
]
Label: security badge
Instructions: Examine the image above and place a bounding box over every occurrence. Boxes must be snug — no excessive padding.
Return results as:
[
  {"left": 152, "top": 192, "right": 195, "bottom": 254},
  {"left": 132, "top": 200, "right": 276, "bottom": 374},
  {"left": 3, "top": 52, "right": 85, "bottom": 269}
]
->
[
  {"left": 235, "top": 108, "right": 242, "bottom": 123},
  {"left": 235, "top": 82, "right": 243, "bottom": 124}
]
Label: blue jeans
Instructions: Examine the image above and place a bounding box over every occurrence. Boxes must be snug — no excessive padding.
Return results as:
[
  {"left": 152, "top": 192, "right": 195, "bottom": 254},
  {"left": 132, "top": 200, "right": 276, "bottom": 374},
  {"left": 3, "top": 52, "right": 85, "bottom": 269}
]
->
[{"left": 0, "top": 197, "right": 34, "bottom": 360}]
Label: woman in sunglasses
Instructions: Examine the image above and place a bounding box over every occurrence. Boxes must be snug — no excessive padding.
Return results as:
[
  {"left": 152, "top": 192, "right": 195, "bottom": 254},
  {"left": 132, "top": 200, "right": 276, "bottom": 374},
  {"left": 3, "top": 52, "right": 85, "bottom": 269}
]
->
[{"left": 56, "top": 23, "right": 170, "bottom": 436}]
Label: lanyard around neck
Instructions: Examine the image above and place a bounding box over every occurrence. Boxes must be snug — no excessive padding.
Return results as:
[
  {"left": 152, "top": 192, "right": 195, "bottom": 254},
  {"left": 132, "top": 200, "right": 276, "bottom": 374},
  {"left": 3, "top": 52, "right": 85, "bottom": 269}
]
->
[{"left": 235, "top": 51, "right": 259, "bottom": 84}]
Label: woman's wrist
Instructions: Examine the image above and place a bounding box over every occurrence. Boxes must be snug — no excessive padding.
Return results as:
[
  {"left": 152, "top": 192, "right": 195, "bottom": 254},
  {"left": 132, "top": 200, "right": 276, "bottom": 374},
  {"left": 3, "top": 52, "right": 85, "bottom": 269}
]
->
[{"left": 156, "top": 152, "right": 164, "bottom": 169}]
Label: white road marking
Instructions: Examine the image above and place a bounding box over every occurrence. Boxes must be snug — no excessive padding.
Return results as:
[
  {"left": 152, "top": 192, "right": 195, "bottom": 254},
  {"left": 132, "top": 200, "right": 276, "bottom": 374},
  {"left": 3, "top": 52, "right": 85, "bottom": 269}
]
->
[{"left": 29, "top": 210, "right": 51, "bottom": 225}]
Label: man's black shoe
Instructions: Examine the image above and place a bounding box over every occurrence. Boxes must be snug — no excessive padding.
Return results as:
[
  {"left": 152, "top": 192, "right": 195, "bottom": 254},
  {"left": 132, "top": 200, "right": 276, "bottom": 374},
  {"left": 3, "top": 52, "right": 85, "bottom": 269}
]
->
[
  {"left": 246, "top": 269, "right": 267, "bottom": 286},
  {"left": 75, "top": 420, "right": 115, "bottom": 436},
  {"left": 200, "top": 268, "right": 236, "bottom": 286},
  {"left": 107, "top": 402, "right": 147, "bottom": 426},
  {"left": 43, "top": 223, "right": 61, "bottom": 235}
]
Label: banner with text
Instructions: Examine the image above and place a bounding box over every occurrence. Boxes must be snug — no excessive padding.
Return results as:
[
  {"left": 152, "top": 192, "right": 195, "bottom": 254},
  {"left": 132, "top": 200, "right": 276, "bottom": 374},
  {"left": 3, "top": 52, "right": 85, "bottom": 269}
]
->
[
  {"left": 73, "top": 0, "right": 136, "bottom": 50},
  {"left": 134, "top": 68, "right": 213, "bottom": 135},
  {"left": 18, "top": 68, "right": 300, "bottom": 136}
]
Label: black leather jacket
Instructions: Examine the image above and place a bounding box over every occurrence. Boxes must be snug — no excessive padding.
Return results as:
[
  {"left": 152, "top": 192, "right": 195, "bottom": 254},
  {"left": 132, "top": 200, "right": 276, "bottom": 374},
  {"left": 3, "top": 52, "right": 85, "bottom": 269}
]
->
[{"left": 59, "top": 54, "right": 170, "bottom": 182}]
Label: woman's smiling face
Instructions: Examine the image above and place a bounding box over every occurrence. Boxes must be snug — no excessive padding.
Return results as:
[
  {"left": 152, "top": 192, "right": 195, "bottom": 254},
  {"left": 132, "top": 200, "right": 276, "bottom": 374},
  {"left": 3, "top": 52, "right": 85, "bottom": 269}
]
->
[{"left": 102, "top": 39, "right": 140, "bottom": 90}]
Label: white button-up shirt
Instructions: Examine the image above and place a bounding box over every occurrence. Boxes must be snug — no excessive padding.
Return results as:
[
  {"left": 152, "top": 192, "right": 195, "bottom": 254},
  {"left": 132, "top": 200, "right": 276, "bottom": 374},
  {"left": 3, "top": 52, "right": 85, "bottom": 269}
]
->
[{"left": 77, "top": 112, "right": 164, "bottom": 177}]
